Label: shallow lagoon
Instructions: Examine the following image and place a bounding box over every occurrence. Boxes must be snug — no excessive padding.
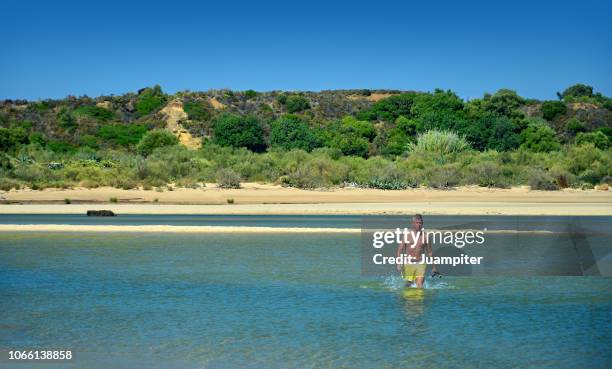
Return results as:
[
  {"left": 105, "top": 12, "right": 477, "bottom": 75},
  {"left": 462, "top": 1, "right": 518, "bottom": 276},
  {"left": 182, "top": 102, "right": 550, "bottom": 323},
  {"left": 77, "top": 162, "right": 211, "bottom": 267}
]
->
[{"left": 1, "top": 219, "right": 611, "bottom": 368}]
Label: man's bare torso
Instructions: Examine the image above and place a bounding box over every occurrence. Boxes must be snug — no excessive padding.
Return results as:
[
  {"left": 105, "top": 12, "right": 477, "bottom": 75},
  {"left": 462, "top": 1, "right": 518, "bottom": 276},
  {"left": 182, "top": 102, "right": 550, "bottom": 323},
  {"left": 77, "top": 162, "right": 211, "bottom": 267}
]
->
[{"left": 400, "top": 229, "right": 426, "bottom": 259}]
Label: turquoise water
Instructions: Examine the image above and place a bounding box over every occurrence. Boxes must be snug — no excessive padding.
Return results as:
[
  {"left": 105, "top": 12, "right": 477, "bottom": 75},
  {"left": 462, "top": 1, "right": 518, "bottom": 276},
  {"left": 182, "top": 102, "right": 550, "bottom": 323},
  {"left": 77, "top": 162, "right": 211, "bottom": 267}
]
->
[
  {"left": 1, "top": 214, "right": 610, "bottom": 232},
  {"left": 1, "top": 231, "right": 611, "bottom": 368}
]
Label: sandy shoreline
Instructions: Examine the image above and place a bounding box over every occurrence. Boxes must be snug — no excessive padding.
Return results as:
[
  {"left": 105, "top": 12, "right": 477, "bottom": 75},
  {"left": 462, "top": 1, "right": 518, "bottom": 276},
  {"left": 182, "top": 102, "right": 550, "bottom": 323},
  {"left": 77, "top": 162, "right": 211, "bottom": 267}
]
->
[{"left": 1, "top": 184, "right": 611, "bottom": 216}]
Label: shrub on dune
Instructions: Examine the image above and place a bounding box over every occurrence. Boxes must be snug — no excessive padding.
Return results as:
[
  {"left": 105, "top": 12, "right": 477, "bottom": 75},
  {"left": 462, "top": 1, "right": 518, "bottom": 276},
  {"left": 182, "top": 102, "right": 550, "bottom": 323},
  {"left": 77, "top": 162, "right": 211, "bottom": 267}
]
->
[{"left": 409, "top": 130, "right": 471, "bottom": 155}]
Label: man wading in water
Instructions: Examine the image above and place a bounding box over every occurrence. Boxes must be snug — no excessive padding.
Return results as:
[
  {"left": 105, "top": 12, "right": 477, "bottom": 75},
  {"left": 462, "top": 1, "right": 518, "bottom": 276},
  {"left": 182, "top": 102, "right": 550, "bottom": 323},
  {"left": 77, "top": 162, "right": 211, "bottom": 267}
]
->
[{"left": 396, "top": 214, "right": 439, "bottom": 288}]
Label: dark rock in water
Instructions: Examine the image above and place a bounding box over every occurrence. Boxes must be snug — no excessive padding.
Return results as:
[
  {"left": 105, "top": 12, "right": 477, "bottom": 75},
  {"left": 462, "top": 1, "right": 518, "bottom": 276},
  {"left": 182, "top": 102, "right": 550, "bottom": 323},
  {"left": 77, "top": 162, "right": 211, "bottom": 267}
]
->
[{"left": 87, "top": 210, "right": 116, "bottom": 217}]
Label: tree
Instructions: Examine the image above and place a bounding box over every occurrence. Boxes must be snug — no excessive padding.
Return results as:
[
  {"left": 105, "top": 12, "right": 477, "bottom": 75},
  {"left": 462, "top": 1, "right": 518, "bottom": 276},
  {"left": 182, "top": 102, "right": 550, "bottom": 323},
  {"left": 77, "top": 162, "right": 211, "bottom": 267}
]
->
[
  {"left": 481, "top": 89, "right": 525, "bottom": 118},
  {"left": 285, "top": 95, "right": 310, "bottom": 113},
  {"left": 0, "top": 128, "right": 14, "bottom": 151},
  {"left": 411, "top": 89, "right": 465, "bottom": 132},
  {"left": 340, "top": 116, "right": 376, "bottom": 141},
  {"left": 136, "top": 129, "right": 179, "bottom": 156},
  {"left": 0, "top": 127, "right": 28, "bottom": 152},
  {"left": 575, "top": 131, "right": 609, "bottom": 150},
  {"left": 453, "top": 112, "right": 492, "bottom": 151},
  {"left": 597, "top": 127, "right": 612, "bottom": 141},
  {"left": 394, "top": 115, "right": 418, "bottom": 137},
  {"left": 326, "top": 134, "right": 369, "bottom": 157},
  {"left": 540, "top": 100, "right": 567, "bottom": 121},
  {"left": 317, "top": 117, "right": 375, "bottom": 158},
  {"left": 357, "top": 93, "right": 417, "bottom": 122},
  {"left": 57, "top": 107, "right": 76, "bottom": 130},
  {"left": 520, "top": 120, "right": 560, "bottom": 152},
  {"left": 558, "top": 84, "right": 593, "bottom": 100},
  {"left": 212, "top": 113, "right": 266, "bottom": 152},
  {"left": 270, "top": 115, "right": 319, "bottom": 151},
  {"left": 488, "top": 116, "right": 520, "bottom": 151},
  {"left": 381, "top": 116, "right": 418, "bottom": 156},
  {"left": 565, "top": 118, "right": 587, "bottom": 136},
  {"left": 244, "top": 90, "right": 258, "bottom": 100},
  {"left": 136, "top": 85, "right": 167, "bottom": 116}
]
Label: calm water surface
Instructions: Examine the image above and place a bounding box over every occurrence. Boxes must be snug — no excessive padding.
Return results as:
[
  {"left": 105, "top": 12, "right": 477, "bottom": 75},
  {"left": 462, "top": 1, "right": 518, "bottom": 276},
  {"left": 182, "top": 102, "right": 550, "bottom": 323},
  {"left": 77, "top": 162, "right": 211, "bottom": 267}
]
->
[{"left": 0, "top": 219, "right": 611, "bottom": 368}]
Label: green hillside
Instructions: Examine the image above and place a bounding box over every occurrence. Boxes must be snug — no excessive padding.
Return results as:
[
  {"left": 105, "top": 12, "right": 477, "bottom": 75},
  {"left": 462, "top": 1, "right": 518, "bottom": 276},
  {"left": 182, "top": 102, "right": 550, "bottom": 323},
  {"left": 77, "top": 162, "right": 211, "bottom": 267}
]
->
[{"left": 1, "top": 84, "right": 611, "bottom": 191}]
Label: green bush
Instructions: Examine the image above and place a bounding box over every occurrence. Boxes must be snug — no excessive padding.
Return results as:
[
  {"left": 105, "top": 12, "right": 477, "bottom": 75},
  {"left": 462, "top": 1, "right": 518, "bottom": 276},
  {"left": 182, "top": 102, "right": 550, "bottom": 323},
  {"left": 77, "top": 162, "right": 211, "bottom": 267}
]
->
[
  {"left": 558, "top": 84, "right": 593, "bottom": 100},
  {"left": 382, "top": 117, "right": 417, "bottom": 156},
  {"left": 217, "top": 168, "right": 241, "bottom": 188},
  {"left": 454, "top": 114, "right": 519, "bottom": 151},
  {"left": 520, "top": 120, "right": 560, "bottom": 152},
  {"left": 540, "top": 100, "right": 567, "bottom": 121},
  {"left": 575, "top": 131, "right": 609, "bottom": 149},
  {"left": 321, "top": 130, "right": 368, "bottom": 158},
  {"left": 410, "top": 130, "right": 470, "bottom": 155},
  {"left": 596, "top": 128, "right": 612, "bottom": 143},
  {"left": 411, "top": 90, "right": 465, "bottom": 132},
  {"left": 47, "top": 140, "right": 77, "bottom": 153},
  {"left": 56, "top": 107, "right": 76, "bottom": 130},
  {"left": 317, "top": 117, "right": 376, "bottom": 158},
  {"left": 423, "top": 164, "right": 462, "bottom": 188},
  {"left": 0, "top": 152, "right": 13, "bottom": 170},
  {"left": 529, "top": 170, "right": 559, "bottom": 190},
  {"left": 466, "top": 161, "right": 508, "bottom": 188},
  {"left": 80, "top": 135, "right": 100, "bottom": 149},
  {"left": 0, "top": 127, "right": 29, "bottom": 152},
  {"left": 549, "top": 166, "right": 575, "bottom": 188},
  {"left": 270, "top": 115, "right": 319, "bottom": 152},
  {"left": 340, "top": 116, "right": 376, "bottom": 141},
  {"left": 73, "top": 105, "right": 115, "bottom": 121},
  {"left": 278, "top": 153, "right": 347, "bottom": 189},
  {"left": 31, "top": 101, "right": 51, "bottom": 113},
  {"left": 487, "top": 116, "right": 520, "bottom": 151},
  {"left": 357, "top": 93, "right": 417, "bottom": 121},
  {"left": 285, "top": 95, "right": 310, "bottom": 113},
  {"left": 565, "top": 144, "right": 604, "bottom": 175},
  {"left": 0, "top": 177, "right": 20, "bottom": 191},
  {"left": 98, "top": 124, "right": 148, "bottom": 147},
  {"left": 29, "top": 132, "right": 47, "bottom": 147},
  {"left": 136, "top": 85, "right": 166, "bottom": 115},
  {"left": 565, "top": 118, "right": 587, "bottom": 136},
  {"left": 212, "top": 113, "right": 266, "bottom": 152},
  {"left": 244, "top": 90, "right": 258, "bottom": 99},
  {"left": 136, "top": 129, "right": 179, "bottom": 156},
  {"left": 481, "top": 89, "right": 525, "bottom": 118},
  {"left": 183, "top": 100, "right": 211, "bottom": 121}
]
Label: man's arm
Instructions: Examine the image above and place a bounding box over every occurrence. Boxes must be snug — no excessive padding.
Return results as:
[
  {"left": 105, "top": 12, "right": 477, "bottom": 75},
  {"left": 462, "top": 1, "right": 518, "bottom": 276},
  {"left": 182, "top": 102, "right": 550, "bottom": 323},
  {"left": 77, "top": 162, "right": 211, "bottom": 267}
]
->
[
  {"left": 426, "top": 241, "right": 438, "bottom": 274},
  {"left": 396, "top": 241, "right": 406, "bottom": 272}
]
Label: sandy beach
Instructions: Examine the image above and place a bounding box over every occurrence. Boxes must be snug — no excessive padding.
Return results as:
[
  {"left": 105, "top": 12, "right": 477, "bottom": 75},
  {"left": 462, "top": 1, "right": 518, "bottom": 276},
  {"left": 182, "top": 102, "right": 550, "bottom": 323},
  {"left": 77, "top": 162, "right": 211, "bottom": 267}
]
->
[{"left": 0, "top": 183, "right": 611, "bottom": 216}]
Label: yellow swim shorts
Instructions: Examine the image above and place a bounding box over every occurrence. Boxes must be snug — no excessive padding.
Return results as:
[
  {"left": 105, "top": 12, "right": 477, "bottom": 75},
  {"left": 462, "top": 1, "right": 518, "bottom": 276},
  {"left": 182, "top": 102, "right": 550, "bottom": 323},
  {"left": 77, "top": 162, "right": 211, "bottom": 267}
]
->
[{"left": 402, "top": 262, "right": 426, "bottom": 282}]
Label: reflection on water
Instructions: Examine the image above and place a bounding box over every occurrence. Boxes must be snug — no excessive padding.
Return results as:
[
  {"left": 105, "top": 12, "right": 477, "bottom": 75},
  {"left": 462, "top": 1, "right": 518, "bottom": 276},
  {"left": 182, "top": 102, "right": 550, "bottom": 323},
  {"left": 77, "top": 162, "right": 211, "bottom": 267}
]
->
[
  {"left": 0, "top": 231, "right": 611, "bottom": 369},
  {"left": 401, "top": 288, "right": 426, "bottom": 317}
]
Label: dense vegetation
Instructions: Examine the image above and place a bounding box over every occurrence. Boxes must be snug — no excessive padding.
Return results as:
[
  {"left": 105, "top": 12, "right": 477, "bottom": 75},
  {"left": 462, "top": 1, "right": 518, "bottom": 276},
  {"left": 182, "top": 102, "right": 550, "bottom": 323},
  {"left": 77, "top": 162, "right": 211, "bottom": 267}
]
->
[{"left": 0, "top": 84, "right": 610, "bottom": 191}]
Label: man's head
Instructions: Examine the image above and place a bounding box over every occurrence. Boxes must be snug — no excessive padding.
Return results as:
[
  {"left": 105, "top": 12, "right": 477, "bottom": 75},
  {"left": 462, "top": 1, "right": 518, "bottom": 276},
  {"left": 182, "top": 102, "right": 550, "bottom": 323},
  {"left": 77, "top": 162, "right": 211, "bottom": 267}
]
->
[{"left": 412, "top": 214, "right": 423, "bottom": 230}]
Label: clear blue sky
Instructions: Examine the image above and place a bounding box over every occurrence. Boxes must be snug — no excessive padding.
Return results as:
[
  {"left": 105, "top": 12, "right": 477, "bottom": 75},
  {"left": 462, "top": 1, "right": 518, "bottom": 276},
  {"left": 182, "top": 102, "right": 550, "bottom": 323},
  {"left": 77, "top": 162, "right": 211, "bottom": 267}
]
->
[{"left": 1, "top": 0, "right": 610, "bottom": 100}]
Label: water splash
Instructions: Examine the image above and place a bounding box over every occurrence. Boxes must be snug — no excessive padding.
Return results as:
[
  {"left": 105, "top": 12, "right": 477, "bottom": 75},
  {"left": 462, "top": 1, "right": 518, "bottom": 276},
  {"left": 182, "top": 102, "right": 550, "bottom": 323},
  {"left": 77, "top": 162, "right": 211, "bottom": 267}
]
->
[
  {"left": 382, "top": 275, "right": 405, "bottom": 290},
  {"left": 378, "top": 274, "right": 455, "bottom": 290}
]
